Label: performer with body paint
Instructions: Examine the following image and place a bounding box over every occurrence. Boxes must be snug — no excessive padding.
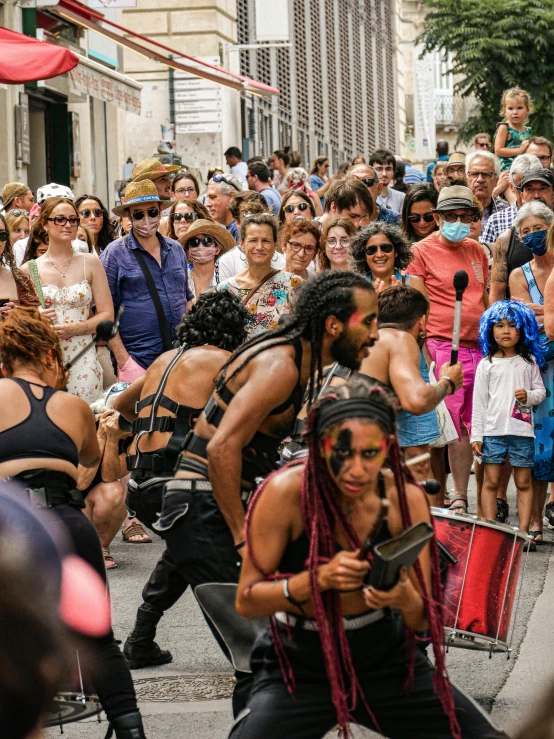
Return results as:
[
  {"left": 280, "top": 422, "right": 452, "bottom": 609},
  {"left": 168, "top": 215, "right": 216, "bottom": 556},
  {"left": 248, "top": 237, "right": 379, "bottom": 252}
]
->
[{"left": 229, "top": 375, "right": 508, "bottom": 739}]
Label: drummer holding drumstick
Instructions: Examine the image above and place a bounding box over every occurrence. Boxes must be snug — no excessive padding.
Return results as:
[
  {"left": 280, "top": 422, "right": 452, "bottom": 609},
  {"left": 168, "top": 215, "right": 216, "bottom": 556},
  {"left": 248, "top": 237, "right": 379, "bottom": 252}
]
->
[{"left": 471, "top": 301, "right": 546, "bottom": 548}]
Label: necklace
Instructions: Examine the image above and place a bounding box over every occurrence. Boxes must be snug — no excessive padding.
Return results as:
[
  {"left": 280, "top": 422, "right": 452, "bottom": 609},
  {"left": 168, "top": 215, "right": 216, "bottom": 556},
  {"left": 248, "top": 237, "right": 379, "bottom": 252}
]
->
[{"left": 46, "top": 253, "right": 73, "bottom": 278}]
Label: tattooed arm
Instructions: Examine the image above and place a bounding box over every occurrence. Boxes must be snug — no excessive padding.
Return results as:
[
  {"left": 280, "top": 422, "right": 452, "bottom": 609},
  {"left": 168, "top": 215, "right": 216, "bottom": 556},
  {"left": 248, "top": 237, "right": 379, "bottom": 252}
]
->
[{"left": 489, "top": 229, "right": 510, "bottom": 304}]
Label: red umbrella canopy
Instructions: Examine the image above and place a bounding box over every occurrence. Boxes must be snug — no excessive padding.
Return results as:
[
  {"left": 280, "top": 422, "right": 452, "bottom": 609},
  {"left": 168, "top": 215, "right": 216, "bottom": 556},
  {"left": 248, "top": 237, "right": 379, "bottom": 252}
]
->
[{"left": 0, "top": 26, "right": 79, "bottom": 84}]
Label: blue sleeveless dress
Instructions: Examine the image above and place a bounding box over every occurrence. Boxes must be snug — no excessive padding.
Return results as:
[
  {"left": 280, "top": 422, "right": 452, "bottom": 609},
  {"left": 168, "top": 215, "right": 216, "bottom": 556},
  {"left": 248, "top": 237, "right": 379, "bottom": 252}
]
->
[
  {"left": 521, "top": 262, "right": 554, "bottom": 480},
  {"left": 367, "top": 270, "right": 440, "bottom": 447}
]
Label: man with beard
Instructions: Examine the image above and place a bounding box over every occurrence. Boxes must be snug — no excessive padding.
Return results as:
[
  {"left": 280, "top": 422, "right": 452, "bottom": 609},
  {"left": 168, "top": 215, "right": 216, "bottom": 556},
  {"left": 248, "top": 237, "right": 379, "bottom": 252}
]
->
[
  {"left": 101, "top": 180, "right": 193, "bottom": 384},
  {"left": 155, "top": 271, "right": 378, "bottom": 711},
  {"left": 359, "top": 285, "right": 463, "bottom": 491}
]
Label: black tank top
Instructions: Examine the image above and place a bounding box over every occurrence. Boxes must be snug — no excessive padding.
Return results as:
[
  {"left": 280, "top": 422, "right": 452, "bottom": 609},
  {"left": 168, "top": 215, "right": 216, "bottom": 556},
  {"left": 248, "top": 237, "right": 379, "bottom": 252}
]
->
[
  {"left": 0, "top": 378, "right": 79, "bottom": 466},
  {"left": 279, "top": 473, "right": 392, "bottom": 574}
]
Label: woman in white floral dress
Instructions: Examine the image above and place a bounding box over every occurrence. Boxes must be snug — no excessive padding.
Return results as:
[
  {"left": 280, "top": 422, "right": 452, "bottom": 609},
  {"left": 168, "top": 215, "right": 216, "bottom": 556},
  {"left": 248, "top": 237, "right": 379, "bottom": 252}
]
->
[
  {"left": 215, "top": 213, "right": 302, "bottom": 336},
  {"left": 22, "top": 197, "right": 114, "bottom": 404}
]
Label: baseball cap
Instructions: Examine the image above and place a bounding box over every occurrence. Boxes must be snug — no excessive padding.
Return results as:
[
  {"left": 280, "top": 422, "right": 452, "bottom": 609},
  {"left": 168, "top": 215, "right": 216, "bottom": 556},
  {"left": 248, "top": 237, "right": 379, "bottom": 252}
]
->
[
  {"left": 1, "top": 182, "right": 29, "bottom": 211},
  {"left": 0, "top": 484, "right": 111, "bottom": 638},
  {"left": 521, "top": 167, "right": 554, "bottom": 188}
]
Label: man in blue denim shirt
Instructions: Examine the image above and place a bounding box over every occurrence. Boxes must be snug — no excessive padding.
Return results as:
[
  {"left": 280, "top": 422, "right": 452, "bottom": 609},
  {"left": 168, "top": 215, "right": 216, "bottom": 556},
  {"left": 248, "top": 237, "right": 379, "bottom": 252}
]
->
[{"left": 101, "top": 180, "right": 193, "bottom": 381}]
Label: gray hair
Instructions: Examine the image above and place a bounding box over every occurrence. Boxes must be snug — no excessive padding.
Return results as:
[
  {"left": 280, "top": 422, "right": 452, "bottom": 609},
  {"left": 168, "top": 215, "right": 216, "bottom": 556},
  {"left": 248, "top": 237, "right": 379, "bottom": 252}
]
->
[
  {"left": 213, "top": 173, "right": 243, "bottom": 197},
  {"left": 465, "top": 150, "right": 501, "bottom": 177},
  {"left": 513, "top": 201, "right": 554, "bottom": 234},
  {"left": 509, "top": 154, "right": 542, "bottom": 187}
]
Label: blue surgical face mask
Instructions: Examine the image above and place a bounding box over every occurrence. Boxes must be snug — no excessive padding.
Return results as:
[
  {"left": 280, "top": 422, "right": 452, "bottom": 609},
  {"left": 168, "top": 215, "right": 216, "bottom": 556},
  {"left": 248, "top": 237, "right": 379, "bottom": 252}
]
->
[
  {"left": 523, "top": 229, "right": 548, "bottom": 256},
  {"left": 441, "top": 220, "right": 471, "bottom": 243}
]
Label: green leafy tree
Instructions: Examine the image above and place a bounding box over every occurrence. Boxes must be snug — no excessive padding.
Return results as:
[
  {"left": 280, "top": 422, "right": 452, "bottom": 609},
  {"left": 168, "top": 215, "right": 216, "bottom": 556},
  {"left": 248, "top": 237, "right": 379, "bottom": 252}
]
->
[{"left": 418, "top": 0, "right": 554, "bottom": 144}]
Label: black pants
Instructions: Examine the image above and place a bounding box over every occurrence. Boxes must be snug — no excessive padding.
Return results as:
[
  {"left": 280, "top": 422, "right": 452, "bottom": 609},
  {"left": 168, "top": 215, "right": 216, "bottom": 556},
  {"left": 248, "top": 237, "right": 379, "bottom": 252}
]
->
[
  {"left": 230, "top": 612, "right": 508, "bottom": 739},
  {"left": 52, "top": 504, "right": 138, "bottom": 721},
  {"left": 159, "top": 483, "right": 252, "bottom": 715},
  {"left": 126, "top": 477, "right": 188, "bottom": 615}
]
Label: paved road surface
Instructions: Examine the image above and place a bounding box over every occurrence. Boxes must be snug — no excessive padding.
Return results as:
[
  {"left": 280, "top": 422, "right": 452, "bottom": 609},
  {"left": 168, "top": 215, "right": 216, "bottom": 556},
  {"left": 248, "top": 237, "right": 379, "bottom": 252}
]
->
[{"left": 47, "top": 476, "right": 553, "bottom": 739}]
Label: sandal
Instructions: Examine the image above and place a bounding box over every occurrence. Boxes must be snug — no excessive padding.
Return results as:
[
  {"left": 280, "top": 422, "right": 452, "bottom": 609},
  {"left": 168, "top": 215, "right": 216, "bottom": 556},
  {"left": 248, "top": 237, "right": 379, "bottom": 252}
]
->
[
  {"left": 122, "top": 520, "right": 152, "bottom": 544},
  {"left": 449, "top": 496, "right": 468, "bottom": 515},
  {"left": 529, "top": 530, "right": 544, "bottom": 544},
  {"left": 103, "top": 548, "right": 118, "bottom": 570}
]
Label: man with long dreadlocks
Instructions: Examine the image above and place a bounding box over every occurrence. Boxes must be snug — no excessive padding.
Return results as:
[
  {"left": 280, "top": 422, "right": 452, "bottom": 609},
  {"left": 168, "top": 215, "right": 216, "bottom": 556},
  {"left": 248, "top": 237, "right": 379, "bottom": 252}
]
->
[
  {"left": 229, "top": 375, "right": 508, "bottom": 739},
  {"left": 155, "top": 271, "right": 378, "bottom": 711}
]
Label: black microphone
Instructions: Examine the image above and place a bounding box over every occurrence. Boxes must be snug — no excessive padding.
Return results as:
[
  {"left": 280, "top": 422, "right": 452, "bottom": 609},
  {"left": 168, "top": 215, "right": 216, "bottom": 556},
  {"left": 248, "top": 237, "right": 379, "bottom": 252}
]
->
[
  {"left": 65, "top": 305, "right": 124, "bottom": 372},
  {"left": 420, "top": 479, "right": 441, "bottom": 497},
  {"left": 451, "top": 270, "right": 469, "bottom": 365}
]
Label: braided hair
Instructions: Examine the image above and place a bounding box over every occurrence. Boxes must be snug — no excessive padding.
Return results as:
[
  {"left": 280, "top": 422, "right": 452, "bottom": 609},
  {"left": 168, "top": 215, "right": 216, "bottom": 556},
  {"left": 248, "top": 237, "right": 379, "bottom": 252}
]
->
[
  {"left": 245, "top": 375, "right": 460, "bottom": 738},
  {"left": 219, "top": 270, "right": 375, "bottom": 404}
]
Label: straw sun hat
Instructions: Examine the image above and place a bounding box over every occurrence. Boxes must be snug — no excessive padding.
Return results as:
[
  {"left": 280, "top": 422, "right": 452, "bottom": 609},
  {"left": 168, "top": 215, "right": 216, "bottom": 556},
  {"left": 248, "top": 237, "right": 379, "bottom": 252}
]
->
[
  {"left": 112, "top": 180, "right": 162, "bottom": 217},
  {"left": 179, "top": 219, "right": 236, "bottom": 254}
]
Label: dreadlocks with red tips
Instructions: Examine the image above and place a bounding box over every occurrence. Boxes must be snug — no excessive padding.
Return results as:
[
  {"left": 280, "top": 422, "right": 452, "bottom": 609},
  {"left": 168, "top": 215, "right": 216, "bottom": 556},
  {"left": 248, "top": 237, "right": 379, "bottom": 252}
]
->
[{"left": 245, "top": 375, "right": 461, "bottom": 739}]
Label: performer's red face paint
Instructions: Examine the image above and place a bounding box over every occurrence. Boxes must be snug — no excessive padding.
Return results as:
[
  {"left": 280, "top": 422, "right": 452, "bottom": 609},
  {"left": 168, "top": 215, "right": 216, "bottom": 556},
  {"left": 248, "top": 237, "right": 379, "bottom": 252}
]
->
[{"left": 320, "top": 420, "right": 389, "bottom": 498}]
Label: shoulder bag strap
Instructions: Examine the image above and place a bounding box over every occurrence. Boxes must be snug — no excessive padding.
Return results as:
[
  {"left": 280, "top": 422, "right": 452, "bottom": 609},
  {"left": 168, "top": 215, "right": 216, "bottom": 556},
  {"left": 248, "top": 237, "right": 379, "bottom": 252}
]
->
[
  {"left": 130, "top": 246, "right": 173, "bottom": 351},
  {"left": 241, "top": 268, "right": 279, "bottom": 306},
  {"left": 27, "top": 260, "right": 46, "bottom": 309}
]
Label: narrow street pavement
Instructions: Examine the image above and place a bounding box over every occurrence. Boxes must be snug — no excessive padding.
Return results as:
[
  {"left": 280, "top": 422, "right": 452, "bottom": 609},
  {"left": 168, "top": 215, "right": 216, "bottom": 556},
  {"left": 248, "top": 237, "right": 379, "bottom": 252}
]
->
[{"left": 47, "top": 475, "right": 553, "bottom": 739}]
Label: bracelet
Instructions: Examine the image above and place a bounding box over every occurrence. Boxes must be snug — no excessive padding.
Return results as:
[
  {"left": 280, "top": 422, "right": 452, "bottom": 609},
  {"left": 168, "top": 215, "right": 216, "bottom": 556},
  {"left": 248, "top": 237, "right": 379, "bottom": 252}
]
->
[
  {"left": 234, "top": 541, "right": 246, "bottom": 551},
  {"left": 282, "top": 578, "right": 308, "bottom": 609},
  {"left": 439, "top": 376, "right": 456, "bottom": 395},
  {"left": 79, "top": 319, "right": 88, "bottom": 336}
]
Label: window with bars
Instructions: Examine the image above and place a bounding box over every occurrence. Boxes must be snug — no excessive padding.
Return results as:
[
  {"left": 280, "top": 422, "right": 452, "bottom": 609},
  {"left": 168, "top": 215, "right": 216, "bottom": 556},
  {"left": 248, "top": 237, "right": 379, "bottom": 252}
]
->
[
  {"left": 236, "top": 0, "right": 250, "bottom": 78},
  {"left": 363, "top": 0, "right": 376, "bottom": 152},
  {"left": 325, "top": 0, "right": 338, "bottom": 141},
  {"left": 310, "top": 0, "right": 324, "bottom": 138},
  {"left": 338, "top": 0, "right": 352, "bottom": 154},
  {"left": 383, "top": 0, "right": 397, "bottom": 149},
  {"left": 293, "top": 0, "right": 310, "bottom": 128}
]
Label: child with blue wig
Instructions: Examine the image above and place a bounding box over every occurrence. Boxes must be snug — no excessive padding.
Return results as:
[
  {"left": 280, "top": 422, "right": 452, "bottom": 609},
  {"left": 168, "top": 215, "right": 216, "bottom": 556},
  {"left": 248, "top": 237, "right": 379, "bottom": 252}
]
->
[{"left": 471, "top": 301, "right": 546, "bottom": 546}]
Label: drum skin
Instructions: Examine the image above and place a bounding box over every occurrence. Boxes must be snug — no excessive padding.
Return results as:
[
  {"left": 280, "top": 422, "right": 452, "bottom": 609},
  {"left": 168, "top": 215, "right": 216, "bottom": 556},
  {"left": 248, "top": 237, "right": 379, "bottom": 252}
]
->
[{"left": 433, "top": 512, "right": 525, "bottom": 645}]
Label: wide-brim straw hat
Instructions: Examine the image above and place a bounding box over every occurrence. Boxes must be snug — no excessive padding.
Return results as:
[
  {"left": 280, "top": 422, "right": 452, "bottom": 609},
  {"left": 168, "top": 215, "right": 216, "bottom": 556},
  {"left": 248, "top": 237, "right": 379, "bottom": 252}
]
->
[
  {"left": 179, "top": 219, "right": 236, "bottom": 255},
  {"left": 112, "top": 179, "right": 162, "bottom": 217},
  {"left": 132, "top": 157, "right": 180, "bottom": 182}
]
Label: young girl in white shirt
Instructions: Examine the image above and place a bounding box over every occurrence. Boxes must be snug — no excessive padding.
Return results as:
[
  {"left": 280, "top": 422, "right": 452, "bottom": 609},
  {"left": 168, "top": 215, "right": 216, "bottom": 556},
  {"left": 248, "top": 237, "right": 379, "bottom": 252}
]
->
[{"left": 471, "top": 301, "right": 546, "bottom": 543}]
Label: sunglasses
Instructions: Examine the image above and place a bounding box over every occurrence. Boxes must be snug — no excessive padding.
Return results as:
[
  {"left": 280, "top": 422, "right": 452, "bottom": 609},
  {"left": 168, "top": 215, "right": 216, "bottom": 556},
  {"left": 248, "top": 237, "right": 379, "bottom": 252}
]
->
[
  {"left": 79, "top": 208, "right": 103, "bottom": 218},
  {"left": 9, "top": 209, "right": 29, "bottom": 217},
  {"left": 364, "top": 242, "right": 394, "bottom": 256},
  {"left": 212, "top": 173, "right": 241, "bottom": 192},
  {"left": 408, "top": 212, "right": 434, "bottom": 223},
  {"left": 287, "top": 240, "right": 317, "bottom": 257},
  {"left": 361, "top": 177, "right": 377, "bottom": 188},
  {"left": 440, "top": 212, "right": 475, "bottom": 224},
  {"left": 284, "top": 202, "right": 309, "bottom": 213},
  {"left": 0, "top": 230, "right": 9, "bottom": 242},
  {"left": 476, "top": 143, "right": 490, "bottom": 149},
  {"left": 189, "top": 236, "right": 216, "bottom": 248},
  {"left": 131, "top": 207, "right": 160, "bottom": 221},
  {"left": 47, "top": 216, "right": 80, "bottom": 227},
  {"left": 171, "top": 212, "right": 198, "bottom": 223}
]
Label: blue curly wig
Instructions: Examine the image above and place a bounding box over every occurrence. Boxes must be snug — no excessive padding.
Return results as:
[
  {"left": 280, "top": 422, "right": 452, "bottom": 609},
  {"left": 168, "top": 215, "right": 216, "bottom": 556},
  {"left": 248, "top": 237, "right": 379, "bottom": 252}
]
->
[{"left": 478, "top": 300, "right": 545, "bottom": 365}]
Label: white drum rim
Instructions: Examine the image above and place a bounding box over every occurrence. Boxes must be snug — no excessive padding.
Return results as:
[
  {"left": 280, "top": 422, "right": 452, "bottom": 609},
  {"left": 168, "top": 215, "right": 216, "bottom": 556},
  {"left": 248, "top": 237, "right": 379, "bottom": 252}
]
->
[
  {"left": 431, "top": 506, "right": 530, "bottom": 543},
  {"left": 444, "top": 627, "right": 509, "bottom": 653}
]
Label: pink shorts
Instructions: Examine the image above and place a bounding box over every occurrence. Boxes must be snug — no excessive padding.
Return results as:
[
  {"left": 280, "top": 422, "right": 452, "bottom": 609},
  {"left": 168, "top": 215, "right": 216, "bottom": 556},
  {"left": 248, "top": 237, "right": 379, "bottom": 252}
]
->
[{"left": 427, "top": 339, "right": 481, "bottom": 441}]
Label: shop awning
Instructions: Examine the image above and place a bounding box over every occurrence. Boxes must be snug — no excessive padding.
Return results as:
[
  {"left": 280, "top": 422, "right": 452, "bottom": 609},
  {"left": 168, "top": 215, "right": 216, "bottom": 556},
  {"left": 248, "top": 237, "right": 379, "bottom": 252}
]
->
[
  {"left": 0, "top": 25, "right": 79, "bottom": 83},
  {"left": 69, "top": 54, "right": 142, "bottom": 115},
  {"left": 54, "top": 0, "right": 279, "bottom": 97}
]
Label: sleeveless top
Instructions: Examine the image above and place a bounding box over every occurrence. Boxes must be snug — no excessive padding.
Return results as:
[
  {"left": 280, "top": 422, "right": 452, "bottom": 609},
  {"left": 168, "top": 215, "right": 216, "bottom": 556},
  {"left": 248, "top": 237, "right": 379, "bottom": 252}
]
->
[
  {"left": 279, "top": 473, "right": 392, "bottom": 574},
  {"left": 0, "top": 378, "right": 78, "bottom": 466}
]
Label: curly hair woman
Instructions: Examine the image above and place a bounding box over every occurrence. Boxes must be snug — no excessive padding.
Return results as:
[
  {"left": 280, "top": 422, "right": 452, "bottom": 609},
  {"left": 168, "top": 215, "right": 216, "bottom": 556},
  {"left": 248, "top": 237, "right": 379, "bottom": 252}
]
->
[
  {"left": 0, "top": 307, "right": 145, "bottom": 739},
  {"left": 350, "top": 222, "right": 427, "bottom": 295},
  {"left": 114, "top": 291, "right": 250, "bottom": 668},
  {"left": 0, "top": 212, "right": 39, "bottom": 316},
  {"left": 230, "top": 375, "right": 508, "bottom": 739}
]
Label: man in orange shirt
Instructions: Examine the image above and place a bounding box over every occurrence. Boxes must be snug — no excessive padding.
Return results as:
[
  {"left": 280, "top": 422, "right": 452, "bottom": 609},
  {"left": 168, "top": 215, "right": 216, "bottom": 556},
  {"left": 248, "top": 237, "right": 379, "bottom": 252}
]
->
[{"left": 410, "top": 186, "right": 488, "bottom": 512}]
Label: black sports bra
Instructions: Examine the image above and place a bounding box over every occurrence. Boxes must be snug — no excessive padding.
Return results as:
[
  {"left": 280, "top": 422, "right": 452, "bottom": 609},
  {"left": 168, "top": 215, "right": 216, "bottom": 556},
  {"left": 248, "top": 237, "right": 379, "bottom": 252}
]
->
[
  {"left": 0, "top": 378, "right": 79, "bottom": 467},
  {"left": 279, "top": 473, "right": 391, "bottom": 575}
]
